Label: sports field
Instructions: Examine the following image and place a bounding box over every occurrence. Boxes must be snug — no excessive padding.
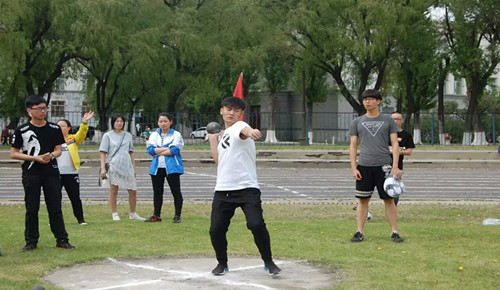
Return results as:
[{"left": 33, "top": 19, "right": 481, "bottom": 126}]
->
[{"left": 0, "top": 202, "right": 499, "bottom": 289}]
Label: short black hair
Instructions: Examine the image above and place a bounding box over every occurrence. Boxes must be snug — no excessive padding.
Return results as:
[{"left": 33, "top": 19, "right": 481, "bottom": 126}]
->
[
  {"left": 25, "top": 95, "right": 47, "bottom": 108},
  {"left": 221, "top": 97, "right": 246, "bottom": 110},
  {"left": 158, "top": 112, "right": 173, "bottom": 128},
  {"left": 111, "top": 113, "right": 125, "bottom": 129},
  {"left": 158, "top": 112, "right": 173, "bottom": 121},
  {"left": 361, "top": 89, "right": 382, "bottom": 100}
]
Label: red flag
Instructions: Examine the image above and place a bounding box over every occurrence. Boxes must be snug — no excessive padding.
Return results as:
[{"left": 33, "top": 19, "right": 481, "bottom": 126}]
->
[
  {"left": 233, "top": 73, "right": 243, "bottom": 99},
  {"left": 233, "top": 73, "right": 244, "bottom": 120}
]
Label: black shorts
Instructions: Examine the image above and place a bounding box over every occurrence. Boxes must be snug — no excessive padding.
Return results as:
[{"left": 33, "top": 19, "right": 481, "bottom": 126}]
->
[{"left": 355, "top": 165, "right": 392, "bottom": 199}]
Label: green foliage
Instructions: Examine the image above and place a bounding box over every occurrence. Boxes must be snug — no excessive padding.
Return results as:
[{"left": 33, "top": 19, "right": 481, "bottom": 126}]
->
[
  {"left": 386, "top": 2, "right": 439, "bottom": 119},
  {"left": 0, "top": 0, "right": 498, "bottom": 139},
  {"left": 291, "top": 63, "right": 329, "bottom": 104},
  {"left": 0, "top": 0, "right": 81, "bottom": 124},
  {"left": 435, "top": 0, "right": 500, "bottom": 134}
]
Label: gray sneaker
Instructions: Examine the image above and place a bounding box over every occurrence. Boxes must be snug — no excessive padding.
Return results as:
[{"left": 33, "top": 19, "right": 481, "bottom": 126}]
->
[
  {"left": 264, "top": 261, "right": 281, "bottom": 275},
  {"left": 211, "top": 264, "right": 228, "bottom": 276},
  {"left": 350, "top": 231, "right": 365, "bottom": 242}
]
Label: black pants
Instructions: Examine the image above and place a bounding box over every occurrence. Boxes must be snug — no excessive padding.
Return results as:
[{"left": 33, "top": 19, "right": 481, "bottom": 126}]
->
[
  {"left": 209, "top": 188, "right": 272, "bottom": 265},
  {"left": 22, "top": 174, "right": 69, "bottom": 244},
  {"left": 150, "top": 169, "right": 183, "bottom": 216},
  {"left": 61, "top": 174, "right": 85, "bottom": 221}
]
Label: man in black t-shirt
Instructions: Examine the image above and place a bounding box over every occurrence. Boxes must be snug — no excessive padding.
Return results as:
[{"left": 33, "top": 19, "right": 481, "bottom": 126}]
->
[
  {"left": 11, "top": 95, "right": 75, "bottom": 251},
  {"left": 389, "top": 111, "right": 415, "bottom": 205}
]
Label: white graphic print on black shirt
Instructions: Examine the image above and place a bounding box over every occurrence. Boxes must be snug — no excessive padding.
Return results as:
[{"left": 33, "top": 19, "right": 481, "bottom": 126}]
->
[{"left": 12, "top": 122, "right": 65, "bottom": 175}]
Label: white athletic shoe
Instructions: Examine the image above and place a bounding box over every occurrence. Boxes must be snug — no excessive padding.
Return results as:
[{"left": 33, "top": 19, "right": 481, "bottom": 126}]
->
[
  {"left": 129, "top": 212, "right": 146, "bottom": 221},
  {"left": 112, "top": 212, "right": 120, "bottom": 221}
]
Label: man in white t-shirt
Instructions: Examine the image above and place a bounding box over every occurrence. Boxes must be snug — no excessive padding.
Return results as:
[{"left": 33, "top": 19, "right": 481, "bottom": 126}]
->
[{"left": 208, "top": 97, "right": 281, "bottom": 276}]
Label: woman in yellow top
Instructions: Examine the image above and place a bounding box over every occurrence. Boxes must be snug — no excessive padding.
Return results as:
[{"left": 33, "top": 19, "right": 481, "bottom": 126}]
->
[{"left": 57, "top": 111, "right": 94, "bottom": 225}]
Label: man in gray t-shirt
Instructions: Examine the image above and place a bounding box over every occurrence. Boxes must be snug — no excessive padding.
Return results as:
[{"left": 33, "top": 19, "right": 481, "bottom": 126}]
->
[
  {"left": 349, "top": 114, "right": 397, "bottom": 167},
  {"left": 348, "top": 89, "right": 404, "bottom": 243}
]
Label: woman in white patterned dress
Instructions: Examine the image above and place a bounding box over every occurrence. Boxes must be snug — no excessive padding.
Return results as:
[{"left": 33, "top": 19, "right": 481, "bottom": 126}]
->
[{"left": 99, "top": 114, "right": 145, "bottom": 221}]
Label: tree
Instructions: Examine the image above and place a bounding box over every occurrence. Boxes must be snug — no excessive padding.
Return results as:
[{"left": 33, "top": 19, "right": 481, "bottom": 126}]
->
[
  {"left": 261, "top": 39, "right": 294, "bottom": 142},
  {"left": 437, "top": 0, "right": 500, "bottom": 145},
  {"left": 291, "top": 62, "right": 329, "bottom": 144},
  {"left": 388, "top": 2, "right": 438, "bottom": 144},
  {"left": 73, "top": 0, "right": 164, "bottom": 131},
  {"left": 260, "top": 0, "right": 412, "bottom": 114},
  {"left": 0, "top": 0, "right": 81, "bottom": 127},
  {"left": 156, "top": 0, "right": 263, "bottom": 116}
]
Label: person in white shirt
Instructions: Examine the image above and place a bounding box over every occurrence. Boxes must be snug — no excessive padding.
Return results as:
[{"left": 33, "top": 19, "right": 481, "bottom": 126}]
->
[
  {"left": 207, "top": 97, "right": 281, "bottom": 276},
  {"left": 99, "top": 114, "right": 145, "bottom": 221},
  {"left": 145, "top": 113, "right": 184, "bottom": 223}
]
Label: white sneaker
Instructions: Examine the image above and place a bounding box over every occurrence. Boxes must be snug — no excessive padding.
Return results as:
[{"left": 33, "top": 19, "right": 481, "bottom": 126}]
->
[
  {"left": 112, "top": 212, "right": 120, "bottom": 221},
  {"left": 129, "top": 212, "right": 146, "bottom": 221}
]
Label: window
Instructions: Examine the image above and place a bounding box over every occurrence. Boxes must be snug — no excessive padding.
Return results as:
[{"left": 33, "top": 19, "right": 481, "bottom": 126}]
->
[
  {"left": 55, "top": 79, "right": 65, "bottom": 91},
  {"left": 81, "top": 101, "right": 91, "bottom": 117},
  {"left": 486, "top": 78, "right": 497, "bottom": 94},
  {"left": 351, "top": 75, "right": 360, "bottom": 90},
  {"left": 454, "top": 77, "right": 463, "bottom": 95},
  {"left": 51, "top": 101, "right": 65, "bottom": 118}
]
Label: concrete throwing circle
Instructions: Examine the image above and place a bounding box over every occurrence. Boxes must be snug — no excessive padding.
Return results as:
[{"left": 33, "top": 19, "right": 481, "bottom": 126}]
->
[{"left": 43, "top": 256, "right": 341, "bottom": 289}]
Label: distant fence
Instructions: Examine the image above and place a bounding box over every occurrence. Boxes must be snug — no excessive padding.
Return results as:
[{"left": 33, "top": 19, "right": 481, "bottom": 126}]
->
[{"left": 3, "top": 111, "right": 499, "bottom": 146}]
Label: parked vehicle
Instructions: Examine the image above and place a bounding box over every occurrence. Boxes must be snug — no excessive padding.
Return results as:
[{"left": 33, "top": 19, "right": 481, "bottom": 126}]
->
[{"left": 190, "top": 127, "right": 207, "bottom": 139}]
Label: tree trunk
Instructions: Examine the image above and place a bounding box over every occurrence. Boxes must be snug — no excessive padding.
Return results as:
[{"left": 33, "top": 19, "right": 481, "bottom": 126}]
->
[
  {"left": 464, "top": 84, "right": 486, "bottom": 145},
  {"left": 413, "top": 112, "right": 422, "bottom": 145},
  {"left": 307, "top": 101, "right": 313, "bottom": 144},
  {"left": 96, "top": 81, "right": 109, "bottom": 132},
  {"left": 437, "top": 58, "right": 449, "bottom": 145},
  {"left": 437, "top": 76, "right": 445, "bottom": 146},
  {"left": 471, "top": 105, "right": 487, "bottom": 145},
  {"left": 264, "top": 93, "right": 278, "bottom": 143}
]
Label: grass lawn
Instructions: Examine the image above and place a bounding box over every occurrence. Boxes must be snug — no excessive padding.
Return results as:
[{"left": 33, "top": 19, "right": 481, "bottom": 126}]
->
[{"left": 0, "top": 202, "right": 499, "bottom": 289}]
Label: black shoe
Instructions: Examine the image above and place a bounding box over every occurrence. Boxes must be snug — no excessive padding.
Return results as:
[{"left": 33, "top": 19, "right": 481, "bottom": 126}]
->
[
  {"left": 78, "top": 219, "right": 88, "bottom": 225},
  {"left": 21, "top": 243, "right": 37, "bottom": 252},
  {"left": 173, "top": 215, "right": 181, "bottom": 223},
  {"left": 350, "top": 231, "right": 365, "bottom": 242},
  {"left": 211, "top": 264, "right": 228, "bottom": 276},
  {"left": 264, "top": 261, "right": 281, "bottom": 275},
  {"left": 352, "top": 206, "right": 358, "bottom": 210},
  {"left": 56, "top": 241, "right": 76, "bottom": 250},
  {"left": 145, "top": 215, "right": 162, "bottom": 222},
  {"left": 391, "top": 232, "right": 404, "bottom": 243}
]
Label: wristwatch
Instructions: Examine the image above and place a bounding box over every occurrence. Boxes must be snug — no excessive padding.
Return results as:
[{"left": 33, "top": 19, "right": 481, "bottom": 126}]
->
[{"left": 50, "top": 153, "right": 55, "bottom": 160}]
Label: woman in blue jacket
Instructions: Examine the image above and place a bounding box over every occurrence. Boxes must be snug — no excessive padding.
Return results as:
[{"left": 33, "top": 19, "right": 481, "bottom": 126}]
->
[{"left": 145, "top": 113, "right": 184, "bottom": 223}]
